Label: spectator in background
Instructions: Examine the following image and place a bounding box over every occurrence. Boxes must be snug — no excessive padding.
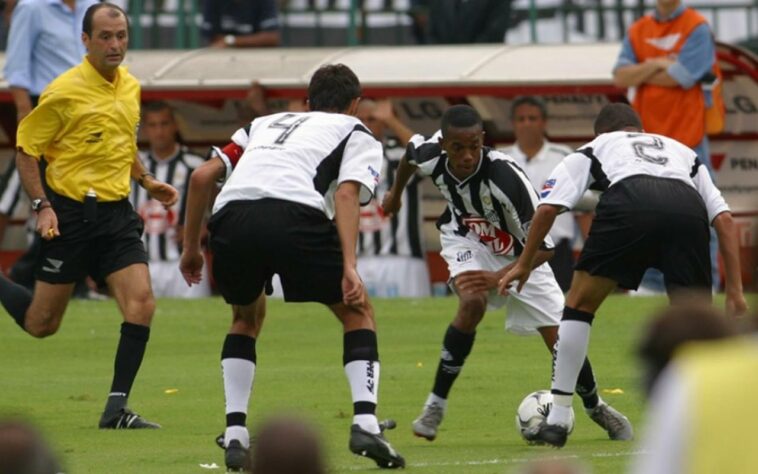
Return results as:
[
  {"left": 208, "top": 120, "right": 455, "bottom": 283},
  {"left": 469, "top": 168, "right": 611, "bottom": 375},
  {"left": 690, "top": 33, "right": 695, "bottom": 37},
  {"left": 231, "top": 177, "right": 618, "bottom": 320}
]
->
[
  {"left": 613, "top": 0, "right": 723, "bottom": 293},
  {"left": 631, "top": 304, "right": 756, "bottom": 474},
  {"left": 0, "top": 418, "right": 61, "bottom": 474},
  {"left": 202, "top": 0, "right": 281, "bottom": 48},
  {"left": 356, "top": 99, "right": 431, "bottom": 298},
  {"left": 1, "top": 0, "right": 98, "bottom": 293},
  {"left": 251, "top": 416, "right": 326, "bottom": 474},
  {"left": 132, "top": 102, "right": 210, "bottom": 298},
  {"left": 410, "top": 0, "right": 512, "bottom": 44},
  {"left": 501, "top": 96, "right": 597, "bottom": 292}
]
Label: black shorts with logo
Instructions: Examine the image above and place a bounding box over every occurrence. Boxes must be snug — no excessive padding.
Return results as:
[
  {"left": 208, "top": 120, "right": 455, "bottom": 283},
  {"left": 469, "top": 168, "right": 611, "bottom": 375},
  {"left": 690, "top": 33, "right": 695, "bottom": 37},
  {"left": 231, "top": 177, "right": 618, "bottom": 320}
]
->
[
  {"left": 36, "top": 192, "right": 147, "bottom": 286},
  {"left": 576, "top": 175, "right": 711, "bottom": 292},
  {"left": 208, "top": 198, "right": 344, "bottom": 306}
]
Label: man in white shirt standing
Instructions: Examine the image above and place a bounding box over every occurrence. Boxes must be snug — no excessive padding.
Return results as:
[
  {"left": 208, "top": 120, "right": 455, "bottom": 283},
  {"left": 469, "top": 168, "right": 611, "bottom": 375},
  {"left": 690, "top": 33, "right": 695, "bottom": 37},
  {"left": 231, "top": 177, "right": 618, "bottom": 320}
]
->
[
  {"left": 502, "top": 96, "right": 576, "bottom": 292},
  {"left": 501, "top": 96, "right": 596, "bottom": 291}
]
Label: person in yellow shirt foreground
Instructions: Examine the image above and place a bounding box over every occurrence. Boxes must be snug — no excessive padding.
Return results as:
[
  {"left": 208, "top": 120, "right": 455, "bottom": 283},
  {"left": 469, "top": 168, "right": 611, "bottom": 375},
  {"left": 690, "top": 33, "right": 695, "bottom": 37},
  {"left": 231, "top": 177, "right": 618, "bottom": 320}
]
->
[{"left": 0, "top": 2, "right": 178, "bottom": 430}]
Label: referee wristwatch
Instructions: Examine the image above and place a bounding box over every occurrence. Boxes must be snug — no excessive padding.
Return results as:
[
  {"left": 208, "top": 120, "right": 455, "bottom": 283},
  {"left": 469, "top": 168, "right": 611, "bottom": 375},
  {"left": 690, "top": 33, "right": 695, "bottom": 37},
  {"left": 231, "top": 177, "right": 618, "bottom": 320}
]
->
[
  {"left": 224, "top": 34, "right": 236, "bottom": 47},
  {"left": 31, "top": 197, "right": 51, "bottom": 213}
]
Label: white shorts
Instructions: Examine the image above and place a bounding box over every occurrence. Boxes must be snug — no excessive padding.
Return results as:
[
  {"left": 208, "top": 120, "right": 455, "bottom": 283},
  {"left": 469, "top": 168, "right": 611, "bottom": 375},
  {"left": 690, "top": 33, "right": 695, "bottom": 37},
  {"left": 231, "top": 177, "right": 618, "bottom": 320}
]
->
[
  {"left": 440, "top": 232, "right": 563, "bottom": 335},
  {"left": 149, "top": 260, "right": 211, "bottom": 298},
  {"left": 357, "top": 255, "right": 432, "bottom": 298}
]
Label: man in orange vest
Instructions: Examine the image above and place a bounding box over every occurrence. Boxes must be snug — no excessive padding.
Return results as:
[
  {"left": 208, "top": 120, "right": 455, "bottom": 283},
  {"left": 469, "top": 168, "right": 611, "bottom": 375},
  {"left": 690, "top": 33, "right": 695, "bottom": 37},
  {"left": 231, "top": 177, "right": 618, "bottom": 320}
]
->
[{"left": 613, "top": 0, "right": 722, "bottom": 292}]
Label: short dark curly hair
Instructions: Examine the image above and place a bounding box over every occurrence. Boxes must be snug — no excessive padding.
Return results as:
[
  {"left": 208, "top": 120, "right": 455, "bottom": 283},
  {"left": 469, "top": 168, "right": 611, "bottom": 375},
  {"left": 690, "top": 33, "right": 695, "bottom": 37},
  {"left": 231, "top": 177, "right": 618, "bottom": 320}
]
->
[{"left": 308, "top": 64, "right": 362, "bottom": 113}]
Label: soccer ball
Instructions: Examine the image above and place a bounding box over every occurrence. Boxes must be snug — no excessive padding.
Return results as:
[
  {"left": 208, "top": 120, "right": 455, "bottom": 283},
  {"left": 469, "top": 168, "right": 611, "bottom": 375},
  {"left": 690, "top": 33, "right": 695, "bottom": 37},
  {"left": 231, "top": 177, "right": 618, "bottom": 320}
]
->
[{"left": 515, "top": 390, "right": 574, "bottom": 439}]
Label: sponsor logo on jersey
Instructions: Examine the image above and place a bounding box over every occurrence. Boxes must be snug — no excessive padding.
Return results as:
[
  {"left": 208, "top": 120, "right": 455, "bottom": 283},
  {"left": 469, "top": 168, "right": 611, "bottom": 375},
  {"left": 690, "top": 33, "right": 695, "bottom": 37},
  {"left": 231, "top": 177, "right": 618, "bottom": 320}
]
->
[
  {"left": 138, "top": 199, "right": 177, "bottom": 235},
  {"left": 368, "top": 165, "right": 380, "bottom": 185},
  {"left": 85, "top": 131, "right": 103, "bottom": 144},
  {"left": 456, "top": 250, "right": 473, "bottom": 263},
  {"left": 462, "top": 217, "right": 514, "bottom": 256},
  {"left": 540, "top": 178, "right": 556, "bottom": 198}
]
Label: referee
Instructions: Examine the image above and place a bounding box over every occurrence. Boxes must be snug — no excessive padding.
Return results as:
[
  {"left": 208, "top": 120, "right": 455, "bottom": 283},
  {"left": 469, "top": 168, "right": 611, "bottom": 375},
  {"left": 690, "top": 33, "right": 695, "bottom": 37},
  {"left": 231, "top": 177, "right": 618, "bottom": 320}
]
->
[{"left": 0, "top": 3, "right": 178, "bottom": 429}]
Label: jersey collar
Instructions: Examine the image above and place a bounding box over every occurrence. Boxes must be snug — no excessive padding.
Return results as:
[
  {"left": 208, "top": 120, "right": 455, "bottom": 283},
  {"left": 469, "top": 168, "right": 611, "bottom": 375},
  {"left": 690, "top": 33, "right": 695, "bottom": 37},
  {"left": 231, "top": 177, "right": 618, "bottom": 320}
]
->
[{"left": 82, "top": 56, "right": 123, "bottom": 88}]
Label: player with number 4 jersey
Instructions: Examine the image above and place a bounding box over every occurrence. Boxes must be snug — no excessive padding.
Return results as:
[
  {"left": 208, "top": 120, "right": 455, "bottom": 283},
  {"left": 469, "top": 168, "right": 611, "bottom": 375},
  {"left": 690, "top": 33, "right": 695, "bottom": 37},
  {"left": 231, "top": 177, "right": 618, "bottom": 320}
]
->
[
  {"left": 499, "top": 103, "right": 747, "bottom": 448},
  {"left": 180, "top": 64, "right": 404, "bottom": 471}
]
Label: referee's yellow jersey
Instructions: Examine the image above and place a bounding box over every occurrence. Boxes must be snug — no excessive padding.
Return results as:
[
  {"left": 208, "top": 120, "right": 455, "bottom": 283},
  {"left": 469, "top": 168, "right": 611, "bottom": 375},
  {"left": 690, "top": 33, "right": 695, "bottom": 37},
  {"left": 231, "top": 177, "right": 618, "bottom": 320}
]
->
[{"left": 17, "top": 57, "right": 140, "bottom": 202}]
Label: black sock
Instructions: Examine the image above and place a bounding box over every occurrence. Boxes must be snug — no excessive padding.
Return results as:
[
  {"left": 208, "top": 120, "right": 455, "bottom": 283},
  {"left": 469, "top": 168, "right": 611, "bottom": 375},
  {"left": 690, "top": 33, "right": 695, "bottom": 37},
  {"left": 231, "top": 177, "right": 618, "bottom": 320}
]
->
[
  {"left": 343, "top": 329, "right": 379, "bottom": 416},
  {"left": 0, "top": 274, "right": 32, "bottom": 330},
  {"left": 432, "top": 325, "right": 475, "bottom": 399},
  {"left": 576, "top": 357, "right": 600, "bottom": 409},
  {"left": 104, "top": 322, "right": 150, "bottom": 415}
]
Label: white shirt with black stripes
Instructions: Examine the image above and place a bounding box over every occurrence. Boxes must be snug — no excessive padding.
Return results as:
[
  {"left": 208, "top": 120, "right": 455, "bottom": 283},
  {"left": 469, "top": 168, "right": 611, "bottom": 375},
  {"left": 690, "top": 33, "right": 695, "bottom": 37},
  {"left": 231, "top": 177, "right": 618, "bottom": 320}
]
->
[{"left": 406, "top": 131, "right": 553, "bottom": 258}]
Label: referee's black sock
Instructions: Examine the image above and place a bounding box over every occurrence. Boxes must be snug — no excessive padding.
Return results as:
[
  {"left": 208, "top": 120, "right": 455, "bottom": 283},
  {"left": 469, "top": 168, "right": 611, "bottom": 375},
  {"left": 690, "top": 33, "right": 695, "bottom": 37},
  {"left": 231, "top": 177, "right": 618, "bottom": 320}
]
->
[
  {"left": 431, "top": 325, "right": 475, "bottom": 399},
  {"left": 575, "top": 357, "right": 600, "bottom": 409},
  {"left": 0, "top": 273, "right": 32, "bottom": 330},
  {"left": 104, "top": 322, "right": 150, "bottom": 416}
]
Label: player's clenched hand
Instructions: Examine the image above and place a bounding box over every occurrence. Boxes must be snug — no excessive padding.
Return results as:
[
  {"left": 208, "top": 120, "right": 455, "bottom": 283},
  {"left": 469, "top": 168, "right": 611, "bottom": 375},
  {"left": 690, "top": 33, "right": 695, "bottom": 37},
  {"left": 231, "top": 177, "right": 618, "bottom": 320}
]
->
[
  {"left": 36, "top": 208, "right": 59, "bottom": 240},
  {"left": 455, "top": 270, "right": 498, "bottom": 295},
  {"left": 498, "top": 262, "right": 531, "bottom": 295},
  {"left": 381, "top": 190, "right": 401, "bottom": 218},
  {"left": 179, "top": 250, "right": 204, "bottom": 286},
  {"left": 342, "top": 266, "right": 366, "bottom": 307},
  {"left": 145, "top": 179, "right": 179, "bottom": 208}
]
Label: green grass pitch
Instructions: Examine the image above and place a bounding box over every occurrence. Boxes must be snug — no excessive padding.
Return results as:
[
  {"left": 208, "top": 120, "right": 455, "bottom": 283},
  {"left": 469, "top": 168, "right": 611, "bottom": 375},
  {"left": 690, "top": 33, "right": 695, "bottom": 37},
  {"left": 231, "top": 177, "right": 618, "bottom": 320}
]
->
[{"left": 1, "top": 295, "right": 674, "bottom": 473}]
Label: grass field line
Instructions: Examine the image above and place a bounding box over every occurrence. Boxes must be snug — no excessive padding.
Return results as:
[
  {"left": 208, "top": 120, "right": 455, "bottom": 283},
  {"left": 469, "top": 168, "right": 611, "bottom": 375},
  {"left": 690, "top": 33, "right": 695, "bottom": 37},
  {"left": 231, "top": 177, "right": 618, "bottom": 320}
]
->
[{"left": 339, "top": 449, "right": 649, "bottom": 471}]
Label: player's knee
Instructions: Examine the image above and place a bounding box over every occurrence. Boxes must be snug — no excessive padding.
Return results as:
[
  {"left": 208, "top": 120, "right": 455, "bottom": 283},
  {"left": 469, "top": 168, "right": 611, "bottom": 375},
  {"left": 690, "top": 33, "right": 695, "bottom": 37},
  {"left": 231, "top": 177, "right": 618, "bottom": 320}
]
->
[
  {"left": 457, "top": 293, "right": 487, "bottom": 317},
  {"left": 126, "top": 290, "right": 156, "bottom": 325},
  {"left": 25, "top": 320, "right": 60, "bottom": 338}
]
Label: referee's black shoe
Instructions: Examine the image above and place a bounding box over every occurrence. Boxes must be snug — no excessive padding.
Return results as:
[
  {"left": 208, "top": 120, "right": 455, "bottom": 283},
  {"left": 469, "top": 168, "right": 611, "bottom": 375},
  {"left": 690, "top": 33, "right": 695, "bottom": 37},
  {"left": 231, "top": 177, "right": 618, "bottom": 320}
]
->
[
  {"left": 349, "top": 424, "right": 405, "bottom": 469},
  {"left": 224, "top": 439, "right": 250, "bottom": 473},
  {"left": 98, "top": 408, "right": 161, "bottom": 429},
  {"left": 523, "top": 422, "right": 568, "bottom": 448}
]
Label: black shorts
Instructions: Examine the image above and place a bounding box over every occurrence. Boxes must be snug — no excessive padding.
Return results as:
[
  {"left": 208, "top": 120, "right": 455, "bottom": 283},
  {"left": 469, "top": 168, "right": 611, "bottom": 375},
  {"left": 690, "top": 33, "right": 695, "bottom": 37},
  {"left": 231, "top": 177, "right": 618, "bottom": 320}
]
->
[
  {"left": 208, "top": 199, "right": 344, "bottom": 306},
  {"left": 576, "top": 175, "right": 711, "bottom": 292},
  {"left": 36, "top": 193, "right": 147, "bottom": 286}
]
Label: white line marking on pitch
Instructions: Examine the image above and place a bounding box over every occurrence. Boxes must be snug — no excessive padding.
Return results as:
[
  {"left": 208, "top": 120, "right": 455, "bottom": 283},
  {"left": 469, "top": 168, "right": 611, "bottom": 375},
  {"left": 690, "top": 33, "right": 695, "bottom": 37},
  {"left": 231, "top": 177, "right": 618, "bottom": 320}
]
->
[{"left": 340, "top": 449, "right": 649, "bottom": 471}]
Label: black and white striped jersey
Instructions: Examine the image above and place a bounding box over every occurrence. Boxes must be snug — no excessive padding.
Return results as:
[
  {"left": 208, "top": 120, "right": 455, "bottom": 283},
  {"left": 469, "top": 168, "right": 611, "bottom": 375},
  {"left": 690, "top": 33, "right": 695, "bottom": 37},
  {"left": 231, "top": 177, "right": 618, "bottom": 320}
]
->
[
  {"left": 131, "top": 147, "right": 205, "bottom": 262},
  {"left": 540, "top": 131, "right": 729, "bottom": 222},
  {"left": 0, "top": 162, "right": 27, "bottom": 219},
  {"left": 358, "top": 137, "right": 424, "bottom": 259},
  {"left": 406, "top": 131, "right": 551, "bottom": 257},
  {"left": 213, "top": 111, "right": 383, "bottom": 219}
]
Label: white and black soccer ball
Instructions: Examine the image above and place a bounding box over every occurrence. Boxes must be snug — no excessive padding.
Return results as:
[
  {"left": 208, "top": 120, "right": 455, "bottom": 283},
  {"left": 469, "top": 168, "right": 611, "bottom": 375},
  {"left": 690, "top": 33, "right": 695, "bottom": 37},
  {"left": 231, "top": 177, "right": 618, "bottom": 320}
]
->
[{"left": 515, "top": 390, "right": 574, "bottom": 439}]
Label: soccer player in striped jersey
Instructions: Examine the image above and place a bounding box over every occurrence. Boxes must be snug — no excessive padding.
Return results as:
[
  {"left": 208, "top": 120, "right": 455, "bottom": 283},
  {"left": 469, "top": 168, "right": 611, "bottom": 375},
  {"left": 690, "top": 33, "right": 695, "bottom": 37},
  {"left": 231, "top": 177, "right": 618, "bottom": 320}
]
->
[
  {"left": 180, "top": 64, "right": 404, "bottom": 471},
  {"left": 500, "top": 103, "right": 747, "bottom": 447},
  {"left": 383, "top": 104, "right": 631, "bottom": 443},
  {"left": 356, "top": 99, "right": 431, "bottom": 298},
  {"left": 131, "top": 102, "right": 209, "bottom": 298}
]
